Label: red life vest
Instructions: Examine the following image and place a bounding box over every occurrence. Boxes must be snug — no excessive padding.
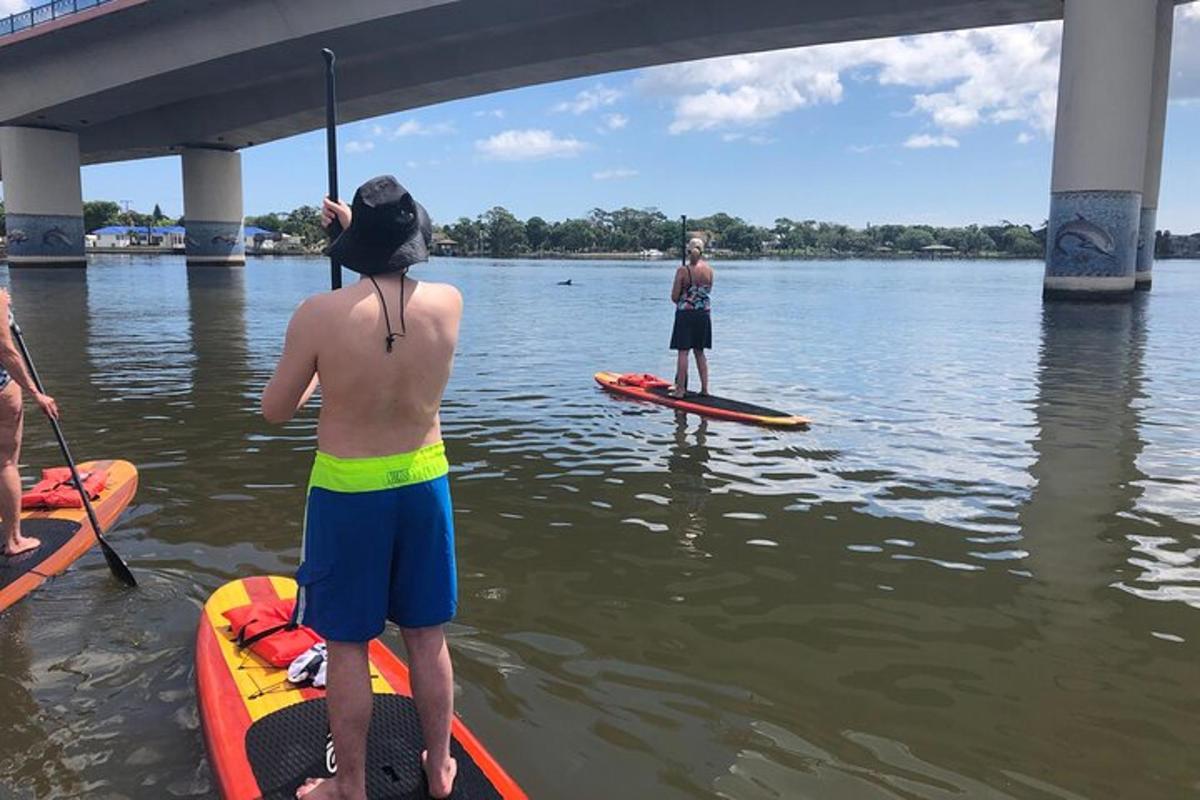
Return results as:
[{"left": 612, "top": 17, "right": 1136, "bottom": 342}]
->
[
  {"left": 21, "top": 467, "right": 108, "bottom": 510},
  {"left": 617, "top": 373, "right": 671, "bottom": 389},
  {"left": 222, "top": 597, "right": 322, "bottom": 668}
]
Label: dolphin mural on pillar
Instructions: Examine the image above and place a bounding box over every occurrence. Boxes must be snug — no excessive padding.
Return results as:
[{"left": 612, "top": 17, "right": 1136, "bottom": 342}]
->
[
  {"left": 42, "top": 226, "right": 74, "bottom": 247},
  {"left": 1054, "top": 215, "right": 1115, "bottom": 261}
]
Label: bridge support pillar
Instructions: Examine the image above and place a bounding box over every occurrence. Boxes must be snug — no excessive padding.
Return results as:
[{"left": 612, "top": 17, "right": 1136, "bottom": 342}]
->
[
  {"left": 1135, "top": 0, "right": 1174, "bottom": 291},
  {"left": 182, "top": 148, "right": 244, "bottom": 266},
  {"left": 1044, "top": 0, "right": 1158, "bottom": 300},
  {"left": 0, "top": 127, "right": 86, "bottom": 268}
]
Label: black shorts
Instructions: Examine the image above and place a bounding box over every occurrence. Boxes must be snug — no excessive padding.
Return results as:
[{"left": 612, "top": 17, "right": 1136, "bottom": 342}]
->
[{"left": 670, "top": 309, "right": 712, "bottom": 351}]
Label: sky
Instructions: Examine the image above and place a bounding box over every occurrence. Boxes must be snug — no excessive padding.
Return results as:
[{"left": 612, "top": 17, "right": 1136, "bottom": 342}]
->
[{"left": 3, "top": 2, "right": 1200, "bottom": 231}]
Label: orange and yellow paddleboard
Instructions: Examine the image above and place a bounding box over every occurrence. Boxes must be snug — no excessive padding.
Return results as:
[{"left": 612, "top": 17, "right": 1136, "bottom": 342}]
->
[{"left": 196, "top": 575, "right": 527, "bottom": 800}]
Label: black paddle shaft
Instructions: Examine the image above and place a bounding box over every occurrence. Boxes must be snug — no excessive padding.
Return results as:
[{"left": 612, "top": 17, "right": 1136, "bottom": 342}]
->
[
  {"left": 323, "top": 48, "right": 342, "bottom": 290},
  {"left": 681, "top": 215, "right": 687, "bottom": 266},
  {"left": 9, "top": 322, "right": 137, "bottom": 587}
]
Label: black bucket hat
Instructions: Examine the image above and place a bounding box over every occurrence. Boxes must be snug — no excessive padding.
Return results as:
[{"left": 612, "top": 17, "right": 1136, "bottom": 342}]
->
[{"left": 326, "top": 175, "right": 432, "bottom": 275}]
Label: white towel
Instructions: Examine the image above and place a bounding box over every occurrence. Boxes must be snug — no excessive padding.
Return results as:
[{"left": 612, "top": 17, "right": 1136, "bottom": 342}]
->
[{"left": 287, "top": 642, "right": 327, "bottom": 687}]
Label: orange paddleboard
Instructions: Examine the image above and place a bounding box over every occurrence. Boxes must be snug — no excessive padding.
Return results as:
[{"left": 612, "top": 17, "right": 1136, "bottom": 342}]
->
[
  {"left": 0, "top": 459, "right": 138, "bottom": 612},
  {"left": 196, "top": 575, "right": 528, "bottom": 799},
  {"left": 595, "top": 371, "right": 809, "bottom": 428}
]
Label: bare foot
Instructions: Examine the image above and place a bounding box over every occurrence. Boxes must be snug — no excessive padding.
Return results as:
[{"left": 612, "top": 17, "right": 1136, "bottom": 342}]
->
[
  {"left": 295, "top": 777, "right": 343, "bottom": 799},
  {"left": 4, "top": 535, "right": 41, "bottom": 557},
  {"left": 422, "top": 750, "right": 457, "bottom": 799}
]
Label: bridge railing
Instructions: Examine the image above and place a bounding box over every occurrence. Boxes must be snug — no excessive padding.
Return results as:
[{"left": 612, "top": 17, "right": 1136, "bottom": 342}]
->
[{"left": 1, "top": 0, "right": 112, "bottom": 39}]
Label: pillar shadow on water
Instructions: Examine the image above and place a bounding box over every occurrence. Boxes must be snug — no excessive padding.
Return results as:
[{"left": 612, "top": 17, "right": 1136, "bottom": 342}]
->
[
  {"left": 182, "top": 266, "right": 284, "bottom": 552},
  {"left": 4, "top": 268, "right": 92, "bottom": 467},
  {"left": 1003, "top": 293, "right": 1172, "bottom": 795},
  {"left": 1018, "top": 294, "right": 1146, "bottom": 627},
  {"left": 4, "top": 268, "right": 92, "bottom": 395}
]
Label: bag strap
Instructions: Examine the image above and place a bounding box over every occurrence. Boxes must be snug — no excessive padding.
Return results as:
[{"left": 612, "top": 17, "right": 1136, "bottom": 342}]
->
[{"left": 235, "top": 620, "right": 294, "bottom": 650}]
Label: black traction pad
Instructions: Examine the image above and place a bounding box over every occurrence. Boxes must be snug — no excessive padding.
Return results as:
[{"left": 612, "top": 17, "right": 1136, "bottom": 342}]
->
[
  {"left": 246, "top": 694, "right": 504, "bottom": 799},
  {"left": 643, "top": 385, "right": 793, "bottom": 418},
  {"left": 0, "top": 518, "right": 83, "bottom": 591}
]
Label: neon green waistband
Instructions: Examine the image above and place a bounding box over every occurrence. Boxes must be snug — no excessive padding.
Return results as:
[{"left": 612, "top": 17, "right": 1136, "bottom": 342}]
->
[{"left": 309, "top": 442, "right": 449, "bottom": 493}]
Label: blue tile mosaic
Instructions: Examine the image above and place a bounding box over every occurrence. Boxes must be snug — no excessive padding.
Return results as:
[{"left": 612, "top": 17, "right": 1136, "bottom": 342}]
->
[
  {"left": 1135, "top": 206, "right": 1155, "bottom": 283},
  {"left": 1045, "top": 191, "right": 1140, "bottom": 279},
  {"left": 185, "top": 220, "right": 244, "bottom": 259},
  {"left": 4, "top": 214, "right": 84, "bottom": 258}
]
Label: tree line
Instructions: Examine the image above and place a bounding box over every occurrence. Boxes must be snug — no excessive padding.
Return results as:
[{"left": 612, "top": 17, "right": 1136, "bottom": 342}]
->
[{"left": 441, "top": 207, "right": 1050, "bottom": 259}]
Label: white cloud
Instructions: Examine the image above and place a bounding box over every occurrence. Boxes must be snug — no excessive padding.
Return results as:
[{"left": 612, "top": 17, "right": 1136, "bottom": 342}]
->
[
  {"left": 344, "top": 140, "right": 375, "bottom": 154},
  {"left": 0, "top": 0, "right": 29, "bottom": 12},
  {"left": 1172, "top": 5, "right": 1200, "bottom": 101},
  {"left": 370, "top": 124, "right": 385, "bottom": 137},
  {"left": 554, "top": 86, "right": 622, "bottom": 114},
  {"left": 1016, "top": 131, "right": 1034, "bottom": 144},
  {"left": 604, "top": 113, "right": 629, "bottom": 130},
  {"left": 391, "top": 119, "right": 455, "bottom": 138},
  {"left": 721, "top": 132, "right": 775, "bottom": 144},
  {"left": 593, "top": 168, "right": 638, "bottom": 180},
  {"left": 847, "top": 144, "right": 879, "bottom": 154},
  {"left": 640, "top": 21, "right": 1063, "bottom": 141},
  {"left": 473, "top": 109, "right": 506, "bottom": 119},
  {"left": 904, "top": 133, "right": 959, "bottom": 149},
  {"left": 475, "top": 129, "right": 587, "bottom": 161}
]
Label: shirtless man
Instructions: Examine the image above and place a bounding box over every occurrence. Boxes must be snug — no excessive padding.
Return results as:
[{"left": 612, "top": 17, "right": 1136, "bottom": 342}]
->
[
  {"left": 0, "top": 289, "right": 60, "bottom": 557},
  {"left": 261, "top": 176, "right": 462, "bottom": 800}
]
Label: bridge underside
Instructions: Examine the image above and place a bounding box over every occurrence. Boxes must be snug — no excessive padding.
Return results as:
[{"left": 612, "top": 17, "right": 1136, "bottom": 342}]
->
[{"left": 0, "top": 0, "right": 1065, "bottom": 168}]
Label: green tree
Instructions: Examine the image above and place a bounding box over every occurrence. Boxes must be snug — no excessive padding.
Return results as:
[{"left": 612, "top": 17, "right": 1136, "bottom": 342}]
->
[
  {"left": 246, "top": 212, "right": 285, "bottom": 232},
  {"left": 484, "top": 206, "right": 526, "bottom": 257},
  {"left": 83, "top": 200, "right": 121, "bottom": 233},
  {"left": 282, "top": 205, "right": 325, "bottom": 247},
  {"left": 896, "top": 228, "right": 936, "bottom": 251},
  {"left": 525, "top": 216, "right": 549, "bottom": 252},
  {"left": 721, "top": 222, "right": 761, "bottom": 253},
  {"left": 552, "top": 218, "right": 595, "bottom": 252},
  {"left": 447, "top": 217, "right": 484, "bottom": 255},
  {"left": 995, "top": 225, "right": 1036, "bottom": 256},
  {"left": 0, "top": 200, "right": 5, "bottom": 235}
]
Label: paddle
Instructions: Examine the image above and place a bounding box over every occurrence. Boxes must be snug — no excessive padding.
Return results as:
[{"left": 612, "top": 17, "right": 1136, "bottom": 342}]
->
[
  {"left": 681, "top": 214, "right": 687, "bottom": 267},
  {"left": 9, "top": 321, "right": 137, "bottom": 587},
  {"left": 322, "top": 47, "right": 342, "bottom": 290}
]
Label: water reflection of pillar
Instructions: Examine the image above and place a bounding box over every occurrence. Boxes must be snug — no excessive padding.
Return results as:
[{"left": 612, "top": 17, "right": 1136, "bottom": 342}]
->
[
  {"left": 185, "top": 266, "right": 249, "bottom": 431},
  {"left": 666, "top": 414, "right": 711, "bottom": 550},
  {"left": 1018, "top": 297, "right": 1146, "bottom": 630},
  {"left": 5, "top": 268, "right": 92, "bottom": 397}
]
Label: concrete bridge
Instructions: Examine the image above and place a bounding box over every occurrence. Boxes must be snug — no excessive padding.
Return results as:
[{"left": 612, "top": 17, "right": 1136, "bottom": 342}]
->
[{"left": 0, "top": 0, "right": 1190, "bottom": 296}]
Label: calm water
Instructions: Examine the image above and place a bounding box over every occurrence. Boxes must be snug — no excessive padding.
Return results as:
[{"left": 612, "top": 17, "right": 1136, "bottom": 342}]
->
[{"left": 0, "top": 255, "right": 1197, "bottom": 799}]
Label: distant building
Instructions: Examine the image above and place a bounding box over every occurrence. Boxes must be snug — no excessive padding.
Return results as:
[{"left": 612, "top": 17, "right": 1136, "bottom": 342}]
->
[
  {"left": 245, "top": 225, "right": 281, "bottom": 251},
  {"left": 431, "top": 232, "right": 458, "bottom": 256},
  {"left": 920, "top": 244, "right": 957, "bottom": 257},
  {"left": 90, "top": 225, "right": 186, "bottom": 249},
  {"left": 1163, "top": 232, "right": 1200, "bottom": 258}
]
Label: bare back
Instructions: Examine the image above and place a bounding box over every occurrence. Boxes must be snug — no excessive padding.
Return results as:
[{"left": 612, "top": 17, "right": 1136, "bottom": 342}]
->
[{"left": 310, "top": 275, "right": 461, "bottom": 457}]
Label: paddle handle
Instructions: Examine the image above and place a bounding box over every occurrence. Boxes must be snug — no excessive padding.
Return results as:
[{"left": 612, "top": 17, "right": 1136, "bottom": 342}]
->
[
  {"left": 9, "top": 321, "right": 136, "bottom": 586},
  {"left": 323, "top": 48, "right": 342, "bottom": 290}
]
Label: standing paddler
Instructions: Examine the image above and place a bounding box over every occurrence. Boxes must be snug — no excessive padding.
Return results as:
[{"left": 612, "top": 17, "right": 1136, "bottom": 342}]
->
[{"left": 261, "top": 176, "right": 464, "bottom": 799}]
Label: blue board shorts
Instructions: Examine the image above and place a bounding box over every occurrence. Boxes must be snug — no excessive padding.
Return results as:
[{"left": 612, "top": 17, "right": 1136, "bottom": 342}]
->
[{"left": 294, "top": 441, "right": 457, "bottom": 642}]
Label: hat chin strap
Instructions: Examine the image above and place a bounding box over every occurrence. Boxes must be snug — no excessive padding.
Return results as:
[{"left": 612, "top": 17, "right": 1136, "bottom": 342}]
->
[{"left": 367, "top": 272, "right": 407, "bottom": 352}]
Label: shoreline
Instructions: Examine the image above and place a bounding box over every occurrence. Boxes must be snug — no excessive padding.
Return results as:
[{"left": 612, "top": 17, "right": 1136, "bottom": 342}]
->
[{"left": 3, "top": 248, "right": 1196, "bottom": 264}]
